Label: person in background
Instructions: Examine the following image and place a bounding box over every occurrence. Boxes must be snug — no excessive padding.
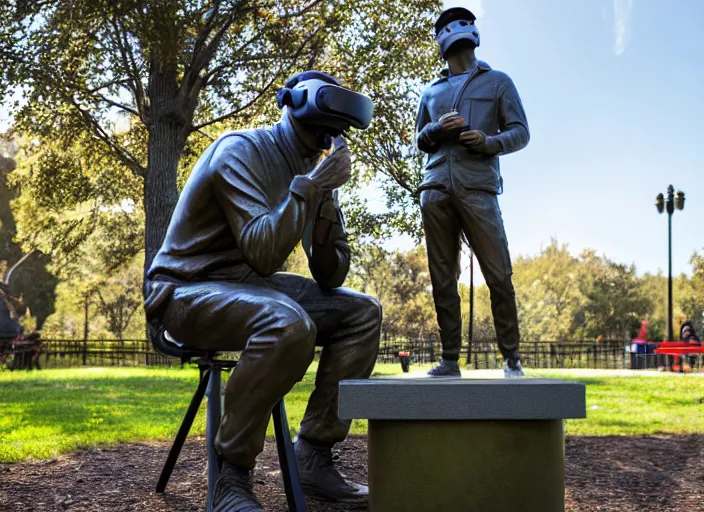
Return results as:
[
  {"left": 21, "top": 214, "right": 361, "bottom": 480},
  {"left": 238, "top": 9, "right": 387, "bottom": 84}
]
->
[
  {"left": 0, "top": 285, "right": 22, "bottom": 342},
  {"left": 679, "top": 321, "right": 701, "bottom": 371},
  {"left": 680, "top": 321, "right": 701, "bottom": 344}
]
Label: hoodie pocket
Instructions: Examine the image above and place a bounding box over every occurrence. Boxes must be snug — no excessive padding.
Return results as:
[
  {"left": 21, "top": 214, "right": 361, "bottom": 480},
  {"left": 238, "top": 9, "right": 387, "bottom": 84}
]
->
[
  {"left": 462, "top": 94, "right": 497, "bottom": 133},
  {"left": 425, "top": 152, "right": 448, "bottom": 170}
]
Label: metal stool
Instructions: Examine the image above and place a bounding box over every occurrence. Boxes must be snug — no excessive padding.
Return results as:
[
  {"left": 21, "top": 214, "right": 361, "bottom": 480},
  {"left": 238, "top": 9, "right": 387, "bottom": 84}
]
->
[{"left": 150, "top": 325, "right": 307, "bottom": 512}]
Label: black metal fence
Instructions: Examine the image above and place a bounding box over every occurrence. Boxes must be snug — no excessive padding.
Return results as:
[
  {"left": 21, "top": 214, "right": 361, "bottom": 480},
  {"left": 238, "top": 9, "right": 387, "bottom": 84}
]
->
[
  {"left": 1, "top": 338, "right": 172, "bottom": 370},
  {"left": 377, "top": 338, "right": 704, "bottom": 372},
  {"left": 1, "top": 337, "right": 702, "bottom": 372}
]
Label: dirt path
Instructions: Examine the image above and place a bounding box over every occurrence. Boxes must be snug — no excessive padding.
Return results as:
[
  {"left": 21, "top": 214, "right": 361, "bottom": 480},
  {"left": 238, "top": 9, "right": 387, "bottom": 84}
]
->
[{"left": 1, "top": 435, "right": 702, "bottom": 511}]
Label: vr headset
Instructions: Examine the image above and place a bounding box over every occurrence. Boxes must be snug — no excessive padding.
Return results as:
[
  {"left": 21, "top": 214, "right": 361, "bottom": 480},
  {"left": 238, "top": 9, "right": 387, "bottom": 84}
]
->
[
  {"left": 277, "top": 78, "right": 374, "bottom": 134},
  {"left": 435, "top": 7, "right": 480, "bottom": 57}
]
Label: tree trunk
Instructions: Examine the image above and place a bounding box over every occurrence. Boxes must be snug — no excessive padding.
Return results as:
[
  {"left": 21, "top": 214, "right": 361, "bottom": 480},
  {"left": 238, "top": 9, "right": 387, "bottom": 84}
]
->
[
  {"left": 144, "top": 125, "right": 181, "bottom": 274},
  {"left": 144, "top": 69, "right": 186, "bottom": 277}
]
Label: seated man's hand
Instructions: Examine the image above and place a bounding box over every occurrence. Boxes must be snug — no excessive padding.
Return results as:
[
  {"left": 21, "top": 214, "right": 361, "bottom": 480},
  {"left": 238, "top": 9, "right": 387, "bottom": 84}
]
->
[
  {"left": 307, "top": 137, "right": 351, "bottom": 191},
  {"left": 459, "top": 130, "right": 501, "bottom": 155}
]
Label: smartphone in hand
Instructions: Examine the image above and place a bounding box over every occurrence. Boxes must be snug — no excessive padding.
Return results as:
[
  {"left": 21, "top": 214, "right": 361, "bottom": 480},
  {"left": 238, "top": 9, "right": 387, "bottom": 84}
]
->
[{"left": 439, "top": 110, "right": 459, "bottom": 123}]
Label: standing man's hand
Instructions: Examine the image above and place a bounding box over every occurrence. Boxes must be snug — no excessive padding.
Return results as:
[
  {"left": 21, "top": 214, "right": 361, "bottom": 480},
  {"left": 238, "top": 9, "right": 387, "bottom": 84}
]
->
[
  {"left": 420, "top": 113, "right": 466, "bottom": 147},
  {"left": 307, "top": 136, "right": 351, "bottom": 191},
  {"left": 459, "top": 130, "right": 501, "bottom": 155}
]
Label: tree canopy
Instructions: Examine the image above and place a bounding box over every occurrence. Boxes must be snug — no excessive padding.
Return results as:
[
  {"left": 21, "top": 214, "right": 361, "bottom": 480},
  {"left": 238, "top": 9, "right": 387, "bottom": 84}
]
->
[{"left": 1, "top": 0, "right": 443, "bottom": 274}]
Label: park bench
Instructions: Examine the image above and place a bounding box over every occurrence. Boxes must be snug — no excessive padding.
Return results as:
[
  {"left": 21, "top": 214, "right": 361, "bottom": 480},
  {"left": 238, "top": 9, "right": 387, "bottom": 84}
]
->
[
  {"left": 149, "top": 324, "right": 307, "bottom": 512},
  {"left": 654, "top": 341, "right": 704, "bottom": 372},
  {"left": 339, "top": 376, "right": 586, "bottom": 512}
]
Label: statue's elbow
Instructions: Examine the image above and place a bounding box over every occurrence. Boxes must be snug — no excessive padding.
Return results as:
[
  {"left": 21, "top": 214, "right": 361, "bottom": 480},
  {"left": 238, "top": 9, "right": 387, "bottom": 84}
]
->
[
  {"left": 249, "top": 252, "right": 283, "bottom": 278},
  {"left": 314, "top": 267, "right": 348, "bottom": 290}
]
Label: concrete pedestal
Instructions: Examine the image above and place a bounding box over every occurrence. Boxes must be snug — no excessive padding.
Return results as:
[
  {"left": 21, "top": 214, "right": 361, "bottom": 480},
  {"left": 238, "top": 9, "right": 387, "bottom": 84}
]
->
[{"left": 339, "top": 378, "right": 586, "bottom": 512}]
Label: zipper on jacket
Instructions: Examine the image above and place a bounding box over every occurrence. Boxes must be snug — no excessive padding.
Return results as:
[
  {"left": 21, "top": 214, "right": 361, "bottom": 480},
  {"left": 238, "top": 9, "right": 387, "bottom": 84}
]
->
[{"left": 449, "top": 66, "right": 487, "bottom": 193}]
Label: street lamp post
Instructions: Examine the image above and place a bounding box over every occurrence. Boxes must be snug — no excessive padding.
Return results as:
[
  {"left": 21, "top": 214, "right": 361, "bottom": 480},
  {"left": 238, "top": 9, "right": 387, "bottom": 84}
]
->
[
  {"left": 466, "top": 248, "right": 474, "bottom": 367},
  {"left": 656, "top": 185, "right": 685, "bottom": 341}
]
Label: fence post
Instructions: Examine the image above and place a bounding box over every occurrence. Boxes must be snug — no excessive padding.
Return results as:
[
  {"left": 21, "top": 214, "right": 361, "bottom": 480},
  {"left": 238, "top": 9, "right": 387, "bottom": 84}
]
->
[
  {"left": 533, "top": 342, "right": 537, "bottom": 369},
  {"left": 82, "top": 294, "right": 90, "bottom": 366}
]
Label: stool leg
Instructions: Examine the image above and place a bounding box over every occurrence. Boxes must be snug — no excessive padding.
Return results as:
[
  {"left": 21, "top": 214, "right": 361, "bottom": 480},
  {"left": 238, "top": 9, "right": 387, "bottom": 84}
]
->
[
  {"left": 157, "top": 367, "right": 211, "bottom": 493},
  {"left": 206, "top": 367, "right": 222, "bottom": 512},
  {"left": 273, "top": 400, "right": 308, "bottom": 512}
]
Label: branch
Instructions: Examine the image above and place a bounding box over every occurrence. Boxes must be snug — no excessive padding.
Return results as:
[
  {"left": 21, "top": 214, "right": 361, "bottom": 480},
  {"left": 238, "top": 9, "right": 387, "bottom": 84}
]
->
[
  {"left": 122, "top": 304, "right": 139, "bottom": 330},
  {"left": 69, "top": 97, "right": 146, "bottom": 177},
  {"left": 199, "top": 17, "right": 280, "bottom": 86},
  {"left": 94, "top": 93, "right": 140, "bottom": 117},
  {"left": 88, "top": 78, "right": 131, "bottom": 94},
  {"left": 191, "top": 85, "right": 272, "bottom": 130},
  {"left": 95, "top": 290, "right": 108, "bottom": 312},
  {"left": 203, "top": 53, "right": 295, "bottom": 85},
  {"left": 278, "top": 0, "right": 326, "bottom": 20},
  {"left": 377, "top": 138, "right": 418, "bottom": 195},
  {"left": 198, "top": 30, "right": 266, "bottom": 87},
  {"left": 189, "top": 17, "right": 235, "bottom": 79},
  {"left": 108, "top": 16, "right": 146, "bottom": 123},
  {"left": 120, "top": 23, "right": 146, "bottom": 111},
  {"left": 192, "top": 26, "right": 323, "bottom": 131},
  {"left": 363, "top": 144, "right": 416, "bottom": 196},
  {"left": 201, "top": 62, "right": 230, "bottom": 84},
  {"left": 180, "top": 5, "right": 249, "bottom": 113},
  {"left": 189, "top": 0, "right": 223, "bottom": 69},
  {"left": 194, "top": 129, "right": 215, "bottom": 141}
]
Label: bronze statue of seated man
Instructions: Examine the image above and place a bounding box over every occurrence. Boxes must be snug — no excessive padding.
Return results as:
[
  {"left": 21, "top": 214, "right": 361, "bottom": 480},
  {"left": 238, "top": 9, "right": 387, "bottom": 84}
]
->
[{"left": 144, "top": 71, "right": 380, "bottom": 511}]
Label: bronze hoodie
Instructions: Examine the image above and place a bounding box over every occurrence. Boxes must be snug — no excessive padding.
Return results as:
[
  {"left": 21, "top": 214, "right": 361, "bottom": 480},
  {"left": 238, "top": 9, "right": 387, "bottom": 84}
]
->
[{"left": 145, "top": 113, "right": 350, "bottom": 318}]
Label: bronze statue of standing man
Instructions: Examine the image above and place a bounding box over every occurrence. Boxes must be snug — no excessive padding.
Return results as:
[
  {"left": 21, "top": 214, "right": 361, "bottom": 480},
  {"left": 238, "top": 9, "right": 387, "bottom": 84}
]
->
[{"left": 416, "top": 8, "right": 529, "bottom": 378}]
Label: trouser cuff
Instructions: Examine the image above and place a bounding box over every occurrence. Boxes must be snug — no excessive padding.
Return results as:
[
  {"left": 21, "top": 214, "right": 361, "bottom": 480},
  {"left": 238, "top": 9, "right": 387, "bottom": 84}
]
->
[
  {"left": 297, "top": 434, "right": 335, "bottom": 449},
  {"left": 441, "top": 342, "right": 461, "bottom": 361},
  {"left": 215, "top": 443, "right": 256, "bottom": 470}
]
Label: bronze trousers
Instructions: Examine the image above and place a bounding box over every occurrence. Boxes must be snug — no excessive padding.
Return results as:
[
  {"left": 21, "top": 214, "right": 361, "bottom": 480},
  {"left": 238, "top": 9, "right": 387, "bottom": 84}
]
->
[
  {"left": 159, "top": 272, "right": 382, "bottom": 469},
  {"left": 420, "top": 187, "right": 520, "bottom": 361}
]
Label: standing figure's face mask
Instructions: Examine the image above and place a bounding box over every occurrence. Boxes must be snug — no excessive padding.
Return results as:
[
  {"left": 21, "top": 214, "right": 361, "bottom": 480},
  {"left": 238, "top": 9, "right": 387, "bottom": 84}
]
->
[{"left": 277, "top": 78, "right": 374, "bottom": 148}]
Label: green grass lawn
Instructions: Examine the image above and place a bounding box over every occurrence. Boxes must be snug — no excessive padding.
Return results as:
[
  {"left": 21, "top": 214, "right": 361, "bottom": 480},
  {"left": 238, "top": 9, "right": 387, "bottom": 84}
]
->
[{"left": 0, "top": 364, "right": 702, "bottom": 463}]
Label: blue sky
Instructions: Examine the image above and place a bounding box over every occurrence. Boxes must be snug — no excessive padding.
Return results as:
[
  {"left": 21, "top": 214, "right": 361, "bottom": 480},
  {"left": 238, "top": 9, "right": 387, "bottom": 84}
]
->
[
  {"left": 1, "top": 0, "right": 702, "bottom": 286},
  {"left": 380, "top": 0, "right": 704, "bottom": 284}
]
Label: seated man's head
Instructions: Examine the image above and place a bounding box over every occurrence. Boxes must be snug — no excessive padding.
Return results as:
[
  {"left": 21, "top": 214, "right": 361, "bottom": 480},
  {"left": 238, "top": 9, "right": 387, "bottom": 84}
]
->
[
  {"left": 434, "top": 7, "right": 480, "bottom": 60},
  {"left": 276, "top": 71, "right": 373, "bottom": 150}
]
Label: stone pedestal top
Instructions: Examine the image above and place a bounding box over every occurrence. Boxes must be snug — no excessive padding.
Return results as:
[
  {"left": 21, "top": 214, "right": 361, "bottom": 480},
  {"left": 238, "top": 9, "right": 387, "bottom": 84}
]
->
[{"left": 339, "top": 378, "right": 586, "bottom": 421}]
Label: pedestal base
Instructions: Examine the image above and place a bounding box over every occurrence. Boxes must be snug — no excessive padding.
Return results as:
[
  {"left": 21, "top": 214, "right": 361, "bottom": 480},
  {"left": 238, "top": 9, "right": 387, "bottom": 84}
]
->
[
  {"left": 368, "top": 419, "right": 564, "bottom": 512},
  {"left": 339, "top": 378, "right": 585, "bottom": 512}
]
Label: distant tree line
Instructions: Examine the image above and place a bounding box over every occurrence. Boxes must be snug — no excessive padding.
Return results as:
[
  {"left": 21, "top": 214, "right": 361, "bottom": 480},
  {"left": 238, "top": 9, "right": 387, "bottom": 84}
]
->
[{"left": 347, "top": 240, "right": 703, "bottom": 344}]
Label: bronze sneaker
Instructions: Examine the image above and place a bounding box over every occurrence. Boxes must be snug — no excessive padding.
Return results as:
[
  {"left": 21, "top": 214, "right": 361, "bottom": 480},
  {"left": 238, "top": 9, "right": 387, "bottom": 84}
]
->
[
  {"left": 294, "top": 437, "right": 367, "bottom": 502},
  {"left": 427, "top": 359, "right": 461, "bottom": 377},
  {"left": 212, "top": 460, "right": 263, "bottom": 512}
]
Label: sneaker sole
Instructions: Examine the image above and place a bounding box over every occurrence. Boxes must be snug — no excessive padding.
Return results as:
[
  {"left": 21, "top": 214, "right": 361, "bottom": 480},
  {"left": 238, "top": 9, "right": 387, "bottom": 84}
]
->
[{"left": 300, "top": 482, "right": 368, "bottom": 503}]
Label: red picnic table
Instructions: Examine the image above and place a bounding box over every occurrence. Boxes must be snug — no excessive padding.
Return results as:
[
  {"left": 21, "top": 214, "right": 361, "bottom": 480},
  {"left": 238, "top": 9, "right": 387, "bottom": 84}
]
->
[{"left": 654, "top": 341, "right": 704, "bottom": 372}]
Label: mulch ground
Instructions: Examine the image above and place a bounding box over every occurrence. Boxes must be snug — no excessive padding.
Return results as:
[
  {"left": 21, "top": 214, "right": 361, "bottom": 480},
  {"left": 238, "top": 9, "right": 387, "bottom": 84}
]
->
[{"left": 1, "top": 435, "right": 702, "bottom": 512}]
